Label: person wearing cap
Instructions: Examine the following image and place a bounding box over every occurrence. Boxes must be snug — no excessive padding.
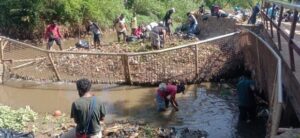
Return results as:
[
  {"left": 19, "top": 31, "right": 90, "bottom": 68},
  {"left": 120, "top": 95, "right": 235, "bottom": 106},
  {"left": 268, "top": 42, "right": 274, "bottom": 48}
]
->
[
  {"left": 150, "top": 22, "right": 166, "bottom": 49},
  {"left": 156, "top": 82, "right": 179, "bottom": 112},
  {"left": 87, "top": 20, "right": 102, "bottom": 47},
  {"left": 44, "top": 20, "right": 63, "bottom": 50},
  {"left": 163, "top": 8, "right": 175, "bottom": 36}
]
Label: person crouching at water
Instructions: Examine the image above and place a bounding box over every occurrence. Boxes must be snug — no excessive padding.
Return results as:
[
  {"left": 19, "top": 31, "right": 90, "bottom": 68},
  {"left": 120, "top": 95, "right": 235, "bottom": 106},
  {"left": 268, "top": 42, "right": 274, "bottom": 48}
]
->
[
  {"left": 156, "top": 82, "right": 179, "bottom": 112},
  {"left": 150, "top": 22, "right": 166, "bottom": 49},
  {"left": 71, "top": 79, "right": 106, "bottom": 138},
  {"left": 44, "top": 20, "right": 63, "bottom": 50}
]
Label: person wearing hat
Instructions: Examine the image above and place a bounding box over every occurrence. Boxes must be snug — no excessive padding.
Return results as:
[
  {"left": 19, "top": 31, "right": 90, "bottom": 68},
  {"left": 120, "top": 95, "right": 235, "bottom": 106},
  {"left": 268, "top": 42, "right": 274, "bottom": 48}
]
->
[
  {"left": 44, "top": 20, "right": 63, "bottom": 50},
  {"left": 156, "top": 82, "right": 179, "bottom": 112},
  {"left": 163, "top": 8, "right": 175, "bottom": 36}
]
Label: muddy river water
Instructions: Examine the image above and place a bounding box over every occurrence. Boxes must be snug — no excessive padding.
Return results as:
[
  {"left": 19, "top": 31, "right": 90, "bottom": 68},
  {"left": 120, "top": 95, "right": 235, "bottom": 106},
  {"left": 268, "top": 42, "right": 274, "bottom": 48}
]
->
[{"left": 0, "top": 80, "right": 265, "bottom": 138}]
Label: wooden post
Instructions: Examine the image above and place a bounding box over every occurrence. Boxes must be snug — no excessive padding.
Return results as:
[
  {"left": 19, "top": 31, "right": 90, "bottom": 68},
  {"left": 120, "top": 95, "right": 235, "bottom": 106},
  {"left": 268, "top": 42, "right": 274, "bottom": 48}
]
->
[
  {"left": 266, "top": 8, "right": 269, "bottom": 31},
  {"left": 0, "top": 40, "right": 8, "bottom": 62},
  {"left": 288, "top": 10, "right": 298, "bottom": 71},
  {"left": 270, "top": 4, "right": 275, "bottom": 38},
  {"left": 195, "top": 45, "right": 198, "bottom": 78},
  {"left": 122, "top": 55, "right": 132, "bottom": 84},
  {"left": 277, "top": 6, "right": 284, "bottom": 50},
  {"left": 48, "top": 53, "right": 61, "bottom": 81},
  {"left": 0, "top": 38, "right": 2, "bottom": 63}
]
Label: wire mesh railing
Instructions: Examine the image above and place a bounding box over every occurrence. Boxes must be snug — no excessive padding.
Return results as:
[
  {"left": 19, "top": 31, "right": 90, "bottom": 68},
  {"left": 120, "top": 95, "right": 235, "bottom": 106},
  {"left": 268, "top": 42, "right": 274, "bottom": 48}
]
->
[{"left": 0, "top": 32, "right": 240, "bottom": 84}]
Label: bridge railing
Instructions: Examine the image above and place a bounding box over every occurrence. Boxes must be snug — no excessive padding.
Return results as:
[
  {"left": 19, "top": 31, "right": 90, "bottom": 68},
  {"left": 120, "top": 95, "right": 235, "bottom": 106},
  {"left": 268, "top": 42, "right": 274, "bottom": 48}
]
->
[
  {"left": 0, "top": 32, "right": 239, "bottom": 84},
  {"left": 262, "top": 0, "right": 300, "bottom": 71}
]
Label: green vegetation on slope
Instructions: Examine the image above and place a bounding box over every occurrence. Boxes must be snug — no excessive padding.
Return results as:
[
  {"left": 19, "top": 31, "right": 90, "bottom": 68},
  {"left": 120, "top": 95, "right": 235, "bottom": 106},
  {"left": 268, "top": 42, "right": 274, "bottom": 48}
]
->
[{"left": 0, "top": 0, "right": 260, "bottom": 39}]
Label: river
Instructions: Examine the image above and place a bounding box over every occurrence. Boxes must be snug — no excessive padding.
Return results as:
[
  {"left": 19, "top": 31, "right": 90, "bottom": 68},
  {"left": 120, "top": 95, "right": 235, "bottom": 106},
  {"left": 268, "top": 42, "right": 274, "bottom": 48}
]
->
[{"left": 0, "top": 80, "right": 265, "bottom": 138}]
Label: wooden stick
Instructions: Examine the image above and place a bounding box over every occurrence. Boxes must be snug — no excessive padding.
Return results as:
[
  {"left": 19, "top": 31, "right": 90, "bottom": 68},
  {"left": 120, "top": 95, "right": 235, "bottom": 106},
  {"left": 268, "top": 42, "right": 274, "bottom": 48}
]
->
[
  {"left": 11, "top": 61, "right": 35, "bottom": 70},
  {"left": 48, "top": 53, "right": 61, "bottom": 81}
]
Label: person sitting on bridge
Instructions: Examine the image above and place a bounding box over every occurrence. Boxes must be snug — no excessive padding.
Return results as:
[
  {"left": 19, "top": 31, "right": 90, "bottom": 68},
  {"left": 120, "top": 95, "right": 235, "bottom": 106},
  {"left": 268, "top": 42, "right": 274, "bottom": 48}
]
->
[
  {"left": 237, "top": 71, "right": 256, "bottom": 123},
  {"left": 156, "top": 82, "right": 179, "bottom": 112},
  {"left": 44, "top": 20, "right": 63, "bottom": 50}
]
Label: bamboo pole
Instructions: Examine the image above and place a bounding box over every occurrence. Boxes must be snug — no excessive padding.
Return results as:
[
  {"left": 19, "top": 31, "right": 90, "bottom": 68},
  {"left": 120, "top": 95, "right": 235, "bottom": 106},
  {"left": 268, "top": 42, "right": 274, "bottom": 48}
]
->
[
  {"left": 48, "top": 53, "right": 61, "bottom": 81},
  {"left": 195, "top": 45, "right": 199, "bottom": 78},
  {"left": 11, "top": 61, "right": 35, "bottom": 70}
]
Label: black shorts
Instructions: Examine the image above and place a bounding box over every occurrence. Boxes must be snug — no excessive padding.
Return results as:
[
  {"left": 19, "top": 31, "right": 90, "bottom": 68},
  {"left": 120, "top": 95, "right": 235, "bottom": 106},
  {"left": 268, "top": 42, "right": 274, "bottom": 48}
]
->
[{"left": 48, "top": 38, "right": 61, "bottom": 47}]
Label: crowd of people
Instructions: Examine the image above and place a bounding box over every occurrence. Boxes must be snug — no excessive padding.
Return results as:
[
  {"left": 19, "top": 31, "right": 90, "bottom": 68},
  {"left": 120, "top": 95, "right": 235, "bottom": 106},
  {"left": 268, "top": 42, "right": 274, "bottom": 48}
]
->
[{"left": 43, "top": 6, "right": 205, "bottom": 50}]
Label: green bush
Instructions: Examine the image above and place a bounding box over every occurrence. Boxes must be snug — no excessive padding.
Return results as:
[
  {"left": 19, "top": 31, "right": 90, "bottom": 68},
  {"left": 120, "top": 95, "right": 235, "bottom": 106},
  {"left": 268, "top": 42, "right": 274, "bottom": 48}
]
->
[
  {"left": 0, "top": 0, "right": 260, "bottom": 39},
  {"left": 0, "top": 106, "right": 37, "bottom": 131}
]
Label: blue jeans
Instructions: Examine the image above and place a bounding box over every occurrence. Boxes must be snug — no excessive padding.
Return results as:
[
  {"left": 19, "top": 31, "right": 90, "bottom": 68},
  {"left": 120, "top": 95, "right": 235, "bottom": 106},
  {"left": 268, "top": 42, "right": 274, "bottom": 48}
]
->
[{"left": 188, "top": 24, "right": 197, "bottom": 34}]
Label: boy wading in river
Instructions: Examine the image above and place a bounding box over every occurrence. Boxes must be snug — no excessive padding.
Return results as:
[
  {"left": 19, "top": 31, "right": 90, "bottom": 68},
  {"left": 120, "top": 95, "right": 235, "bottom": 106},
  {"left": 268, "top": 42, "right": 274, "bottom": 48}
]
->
[
  {"left": 44, "top": 20, "right": 63, "bottom": 50},
  {"left": 156, "top": 82, "right": 179, "bottom": 112},
  {"left": 71, "top": 79, "right": 106, "bottom": 138}
]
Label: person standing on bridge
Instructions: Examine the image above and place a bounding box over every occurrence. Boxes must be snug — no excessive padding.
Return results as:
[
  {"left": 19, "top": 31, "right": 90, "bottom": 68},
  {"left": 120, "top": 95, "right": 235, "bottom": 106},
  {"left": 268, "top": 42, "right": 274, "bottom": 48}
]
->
[
  {"left": 156, "top": 82, "right": 179, "bottom": 112},
  {"left": 44, "top": 20, "right": 63, "bottom": 50},
  {"left": 71, "top": 79, "right": 106, "bottom": 138}
]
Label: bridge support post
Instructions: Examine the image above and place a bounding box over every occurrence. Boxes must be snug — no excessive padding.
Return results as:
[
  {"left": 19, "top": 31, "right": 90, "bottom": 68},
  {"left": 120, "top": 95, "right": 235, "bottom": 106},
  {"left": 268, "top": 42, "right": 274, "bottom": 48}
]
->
[
  {"left": 270, "top": 4, "right": 276, "bottom": 38},
  {"left": 288, "top": 10, "right": 298, "bottom": 71},
  {"left": 122, "top": 55, "right": 132, "bottom": 85},
  {"left": 277, "top": 6, "right": 284, "bottom": 51}
]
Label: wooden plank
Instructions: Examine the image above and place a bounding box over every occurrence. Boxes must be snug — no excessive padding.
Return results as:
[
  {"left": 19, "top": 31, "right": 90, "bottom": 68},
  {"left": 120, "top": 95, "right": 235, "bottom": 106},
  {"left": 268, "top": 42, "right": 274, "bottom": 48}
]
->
[
  {"left": 277, "top": 6, "right": 284, "bottom": 50},
  {"left": 47, "top": 53, "right": 61, "bottom": 81}
]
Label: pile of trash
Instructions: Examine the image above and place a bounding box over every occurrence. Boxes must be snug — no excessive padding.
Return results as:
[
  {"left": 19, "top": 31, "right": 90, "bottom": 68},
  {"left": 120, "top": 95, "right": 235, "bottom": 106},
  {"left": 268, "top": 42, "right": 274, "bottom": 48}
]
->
[{"left": 102, "top": 121, "right": 208, "bottom": 138}]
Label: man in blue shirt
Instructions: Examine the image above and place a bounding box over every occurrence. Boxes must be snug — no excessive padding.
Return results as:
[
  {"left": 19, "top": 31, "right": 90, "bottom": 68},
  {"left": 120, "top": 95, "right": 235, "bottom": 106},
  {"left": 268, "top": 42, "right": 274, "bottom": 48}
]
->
[{"left": 237, "top": 73, "right": 256, "bottom": 123}]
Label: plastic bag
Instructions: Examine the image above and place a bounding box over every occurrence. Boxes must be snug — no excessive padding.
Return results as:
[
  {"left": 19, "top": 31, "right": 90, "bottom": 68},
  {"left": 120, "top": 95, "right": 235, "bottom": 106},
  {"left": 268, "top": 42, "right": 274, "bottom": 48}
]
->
[{"left": 0, "top": 129, "right": 34, "bottom": 138}]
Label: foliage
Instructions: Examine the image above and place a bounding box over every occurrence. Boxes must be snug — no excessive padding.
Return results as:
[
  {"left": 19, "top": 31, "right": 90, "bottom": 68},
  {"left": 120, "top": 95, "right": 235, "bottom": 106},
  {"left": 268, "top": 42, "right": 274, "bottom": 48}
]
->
[
  {"left": 0, "top": 106, "right": 37, "bottom": 131},
  {"left": 0, "top": 0, "right": 261, "bottom": 39}
]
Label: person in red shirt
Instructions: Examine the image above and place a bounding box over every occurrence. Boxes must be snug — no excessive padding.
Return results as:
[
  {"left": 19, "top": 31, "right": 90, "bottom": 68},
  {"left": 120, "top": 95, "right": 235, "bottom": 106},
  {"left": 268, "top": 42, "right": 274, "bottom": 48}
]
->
[
  {"left": 156, "top": 82, "right": 179, "bottom": 112},
  {"left": 44, "top": 20, "right": 63, "bottom": 50}
]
